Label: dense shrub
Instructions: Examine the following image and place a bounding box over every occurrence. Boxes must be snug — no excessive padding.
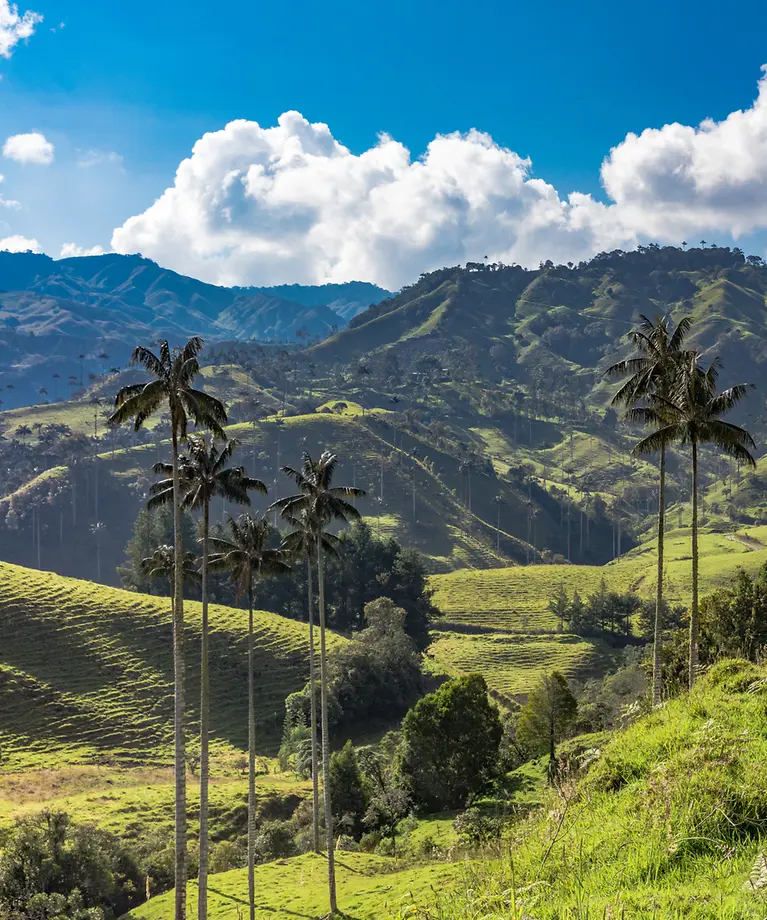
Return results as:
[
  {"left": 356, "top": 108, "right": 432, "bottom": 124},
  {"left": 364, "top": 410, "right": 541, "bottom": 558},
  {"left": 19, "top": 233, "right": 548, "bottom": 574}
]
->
[{"left": 399, "top": 674, "right": 502, "bottom": 811}]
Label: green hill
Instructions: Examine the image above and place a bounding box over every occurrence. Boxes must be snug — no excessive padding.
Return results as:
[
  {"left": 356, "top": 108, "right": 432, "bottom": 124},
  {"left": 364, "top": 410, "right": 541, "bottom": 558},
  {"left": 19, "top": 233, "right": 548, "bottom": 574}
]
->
[
  {"left": 410, "top": 659, "right": 767, "bottom": 919},
  {"left": 0, "top": 560, "right": 338, "bottom": 770}
]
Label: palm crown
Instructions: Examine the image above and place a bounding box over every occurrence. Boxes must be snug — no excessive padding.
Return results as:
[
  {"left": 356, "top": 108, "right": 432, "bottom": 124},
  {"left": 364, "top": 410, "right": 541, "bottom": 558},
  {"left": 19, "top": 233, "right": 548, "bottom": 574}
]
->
[
  {"left": 148, "top": 435, "right": 266, "bottom": 512},
  {"left": 108, "top": 338, "right": 226, "bottom": 437},
  {"left": 630, "top": 355, "right": 757, "bottom": 465},
  {"left": 606, "top": 314, "right": 694, "bottom": 407},
  {"left": 209, "top": 513, "right": 290, "bottom": 596},
  {"left": 272, "top": 450, "right": 365, "bottom": 534},
  {"left": 141, "top": 544, "right": 201, "bottom": 588}
]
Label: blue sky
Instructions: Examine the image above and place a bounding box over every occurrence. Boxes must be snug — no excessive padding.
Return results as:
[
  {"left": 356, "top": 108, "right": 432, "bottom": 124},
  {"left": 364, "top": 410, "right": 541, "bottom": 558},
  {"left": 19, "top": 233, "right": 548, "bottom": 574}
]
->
[{"left": 2, "top": 0, "right": 767, "bottom": 287}]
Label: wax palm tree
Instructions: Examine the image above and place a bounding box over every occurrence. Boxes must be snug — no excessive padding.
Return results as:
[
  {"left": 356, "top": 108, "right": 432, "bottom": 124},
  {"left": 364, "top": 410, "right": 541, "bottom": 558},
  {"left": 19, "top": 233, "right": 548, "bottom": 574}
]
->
[
  {"left": 271, "top": 451, "right": 364, "bottom": 917},
  {"left": 605, "top": 314, "right": 692, "bottom": 706},
  {"left": 109, "top": 337, "right": 225, "bottom": 920},
  {"left": 632, "top": 354, "right": 755, "bottom": 688},
  {"left": 279, "top": 508, "right": 342, "bottom": 854},
  {"left": 149, "top": 436, "right": 265, "bottom": 920},
  {"left": 209, "top": 513, "right": 289, "bottom": 920}
]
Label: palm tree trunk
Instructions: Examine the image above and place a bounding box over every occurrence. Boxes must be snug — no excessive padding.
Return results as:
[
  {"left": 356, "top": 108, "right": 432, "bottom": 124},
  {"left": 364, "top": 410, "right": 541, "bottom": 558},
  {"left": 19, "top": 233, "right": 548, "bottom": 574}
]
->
[
  {"left": 689, "top": 439, "right": 699, "bottom": 689},
  {"left": 198, "top": 499, "right": 210, "bottom": 920},
  {"left": 307, "top": 556, "right": 320, "bottom": 853},
  {"left": 171, "top": 429, "right": 187, "bottom": 920},
  {"left": 247, "top": 577, "right": 256, "bottom": 920},
  {"left": 317, "top": 538, "right": 337, "bottom": 915},
  {"left": 652, "top": 446, "right": 666, "bottom": 707}
]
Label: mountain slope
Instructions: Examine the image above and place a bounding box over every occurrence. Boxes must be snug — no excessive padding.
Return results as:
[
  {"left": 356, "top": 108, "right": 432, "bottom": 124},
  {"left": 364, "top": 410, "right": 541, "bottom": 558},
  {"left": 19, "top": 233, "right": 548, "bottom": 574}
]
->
[
  {"left": 311, "top": 246, "right": 767, "bottom": 401},
  {"left": 0, "top": 560, "right": 340, "bottom": 769},
  {"left": 0, "top": 251, "right": 392, "bottom": 408}
]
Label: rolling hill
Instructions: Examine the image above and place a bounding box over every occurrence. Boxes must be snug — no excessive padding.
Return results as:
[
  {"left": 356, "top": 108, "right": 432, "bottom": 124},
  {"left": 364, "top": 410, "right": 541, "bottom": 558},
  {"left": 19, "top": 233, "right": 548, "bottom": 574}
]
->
[{"left": 0, "top": 560, "right": 340, "bottom": 770}]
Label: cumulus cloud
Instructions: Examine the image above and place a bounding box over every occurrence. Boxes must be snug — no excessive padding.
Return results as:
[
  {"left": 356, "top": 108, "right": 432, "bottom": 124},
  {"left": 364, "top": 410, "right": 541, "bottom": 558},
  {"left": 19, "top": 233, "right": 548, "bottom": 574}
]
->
[
  {"left": 0, "top": 0, "right": 41, "bottom": 59},
  {"left": 0, "top": 233, "right": 40, "bottom": 252},
  {"left": 601, "top": 64, "right": 767, "bottom": 239},
  {"left": 3, "top": 131, "right": 54, "bottom": 165},
  {"left": 112, "top": 68, "right": 767, "bottom": 288},
  {"left": 59, "top": 243, "right": 106, "bottom": 258}
]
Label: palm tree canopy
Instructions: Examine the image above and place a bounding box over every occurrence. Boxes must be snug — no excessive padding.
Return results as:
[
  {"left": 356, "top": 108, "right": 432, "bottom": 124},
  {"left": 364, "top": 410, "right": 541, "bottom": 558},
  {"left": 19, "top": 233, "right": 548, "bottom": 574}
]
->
[
  {"left": 108, "top": 338, "right": 227, "bottom": 438},
  {"left": 606, "top": 314, "right": 694, "bottom": 408},
  {"left": 141, "top": 544, "right": 201, "bottom": 586},
  {"left": 271, "top": 450, "right": 366, "bottom": 533},
  {"left": 148, "top": 435, "right": 266, "bottom": 512},
  {"left": 631, "top": 354, "right": 757, "bottom": 466},
  {"left": 278, "top": 506, "right": 343, "bottom": 562},
  {"left": 209, "top": 512, "right": 290, "bottom": 597}
]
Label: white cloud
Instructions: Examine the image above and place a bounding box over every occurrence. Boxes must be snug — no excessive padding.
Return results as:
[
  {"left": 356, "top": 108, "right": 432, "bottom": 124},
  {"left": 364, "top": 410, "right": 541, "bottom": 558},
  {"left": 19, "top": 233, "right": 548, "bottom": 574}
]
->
[
  {"left": 77, "top": 149, "right": 123, "bottom": 169},
  {"left": 112, "top": 68, "right": 767, "bottom": 288},
  {"left": 3, "top": 131, "right": 54, "bottom": 165},
  {"left": 0, "top": 233, "right": 39, "bottom": 252},
  {"left": 0, "top": 0, "right": 41, "bottom": 59},
  {"left": 601, "top": 64, "right": 767, "bottom": 240},
  {"left": 59, "top": 243, "right": 106, "bottom": 258}
]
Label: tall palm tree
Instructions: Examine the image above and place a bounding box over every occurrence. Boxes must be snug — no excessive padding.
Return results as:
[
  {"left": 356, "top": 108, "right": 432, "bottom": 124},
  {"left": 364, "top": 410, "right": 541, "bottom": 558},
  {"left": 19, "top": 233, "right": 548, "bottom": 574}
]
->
[
  {"left": 632, "top": 354, "right": 755, "bottom": 688},
  {"left": 209, "top": 513, "right": 289, "bottom": 920},
  {"left": 109, "top": 337, "right": 225, "bottom": 920},
  {"left": 272, "top": 451, "right": 364, "bottom": 917},
  {"left": 279, "top": 508, "right": 342, "bottom": 854},
  {"left": 149, "top": 436, "right": 265, "bottom": 920},
  {"left": 606, "top": 314, "right": 692, "bottom": 707}
]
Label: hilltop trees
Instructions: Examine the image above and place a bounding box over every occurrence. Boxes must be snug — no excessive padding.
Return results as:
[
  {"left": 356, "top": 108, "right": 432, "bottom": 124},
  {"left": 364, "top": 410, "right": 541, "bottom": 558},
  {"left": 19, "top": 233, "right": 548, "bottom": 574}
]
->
[{"left": 109, "top": 337, "right": 226, "bottom": 920}]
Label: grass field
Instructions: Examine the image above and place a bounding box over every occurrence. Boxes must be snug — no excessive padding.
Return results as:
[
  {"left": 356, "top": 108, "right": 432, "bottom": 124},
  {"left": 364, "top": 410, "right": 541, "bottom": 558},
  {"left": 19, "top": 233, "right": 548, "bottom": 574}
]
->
[
  {"left": 0, "top": 764, "right": 310, "bottom": 845},
  {"left": 0, "top": 560, "right": 341, "bottom": 769},
  {"left": 408, "top": 660, "right": 767, "bottom": 919},
  {"left": 124, "top": 851, "right": 460, "bottom": 920},
  {"left": 427, "top": 524, "right": 767, "bottom": 698}
]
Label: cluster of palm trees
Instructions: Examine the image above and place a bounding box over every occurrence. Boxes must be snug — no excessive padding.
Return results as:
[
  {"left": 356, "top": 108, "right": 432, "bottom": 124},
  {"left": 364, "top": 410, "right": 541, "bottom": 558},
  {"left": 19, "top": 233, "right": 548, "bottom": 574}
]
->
[
  {"left": 109, "top": 337, "right": 364, "bottom": 920},
  {"left": 607, "top": 315, "right": 755, "bottom": 703}
]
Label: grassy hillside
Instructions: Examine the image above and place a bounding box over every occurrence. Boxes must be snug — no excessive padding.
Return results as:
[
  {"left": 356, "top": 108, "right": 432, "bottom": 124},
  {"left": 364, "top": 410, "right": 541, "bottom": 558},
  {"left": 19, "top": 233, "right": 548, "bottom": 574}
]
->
[
  {"left": 0, "top": 560, "right": 340, "bottom": 769},
  {"left": 427, "top": 523, "right": 767, "bottom": 699},
  {"left": 411, "top": 659, "right": 767, "bottom": 919},
  {"left": 124, "top": 851, "right": 459, "bottom": 920}
]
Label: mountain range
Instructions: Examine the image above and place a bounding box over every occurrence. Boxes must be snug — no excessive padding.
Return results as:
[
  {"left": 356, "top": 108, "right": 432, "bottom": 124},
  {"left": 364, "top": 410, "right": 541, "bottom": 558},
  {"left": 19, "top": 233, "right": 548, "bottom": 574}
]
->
[{"left": 0, "top": 251, "right": 391, "bottom": 407}]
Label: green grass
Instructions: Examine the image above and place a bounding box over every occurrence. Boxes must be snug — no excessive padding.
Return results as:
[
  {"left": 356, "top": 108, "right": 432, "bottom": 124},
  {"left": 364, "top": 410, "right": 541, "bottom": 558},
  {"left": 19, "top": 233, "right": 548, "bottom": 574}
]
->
[
  {"left": 124, "top": 851, "right": 461, "bottom": 920},
  {"left": 407, "top": 659, "right": 767, "bottom": 919},
  {"left": 427, "top": 524, "right": 767, "bottom": 698},
  {"left": 0, "top": 560, "right": 343, "bottom": 769},
  {"left": 429, "top": 632, "right": 605, "bottom": 699},
  {"left": 0, "top": 764, "right": 310, "bottom": 844}
]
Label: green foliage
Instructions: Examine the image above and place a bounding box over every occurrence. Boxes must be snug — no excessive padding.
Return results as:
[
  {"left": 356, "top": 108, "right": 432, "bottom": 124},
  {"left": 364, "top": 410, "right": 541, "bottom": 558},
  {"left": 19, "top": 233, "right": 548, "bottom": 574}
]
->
[
  {"left": 700, "top": 563, "right": 767, "bottom": 662},
  {"left": 329, "top": 741, "right": 369, "bottom": 839},
  {"left": 0, "top": 811, "right": 143, "bottom": 920},
  {"left": 118, "top": 505, "right": 195, "bottom": 593},
  {"left": 284, "top": 597, "right": 423, "bottom": 737},
  {"left": 516, "top": 671, "right": 578, "bottom": 769},
  {"left": 400, "top": 674, "right": 502, "bottom": 812}
]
